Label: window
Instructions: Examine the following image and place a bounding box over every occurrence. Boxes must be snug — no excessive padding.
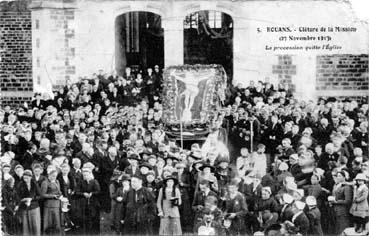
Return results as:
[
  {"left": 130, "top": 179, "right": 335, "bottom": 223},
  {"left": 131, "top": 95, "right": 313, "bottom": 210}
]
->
[
  {"left": 35, "top": 19, "right": 39, "bottom": 29},
  {"left": 37, "top": 75, "right": 41, "bottom": 85},
  {"left": 36, "top": 38, "right": 40, "bottom": 48},
  {"left": 184, "top": 12, "right": 199, "bottom": 29},
  {"left": 208, "top": 11, "right": 222, "bottom": 28},
  {"left": 184, "top": 11, "right": 223, "bottom": 29}
]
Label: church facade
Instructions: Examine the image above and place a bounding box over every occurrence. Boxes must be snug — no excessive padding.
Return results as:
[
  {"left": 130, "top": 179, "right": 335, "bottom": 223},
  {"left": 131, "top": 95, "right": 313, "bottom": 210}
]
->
[{"left": 1, "top": 0, "right": 368, "bottom": 105}]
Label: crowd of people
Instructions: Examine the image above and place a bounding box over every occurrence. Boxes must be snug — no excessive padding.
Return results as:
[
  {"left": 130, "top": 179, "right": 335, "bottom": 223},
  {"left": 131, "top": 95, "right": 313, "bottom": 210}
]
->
[{"left": 1, "top": 64, "right": 369, "bottom": 236}]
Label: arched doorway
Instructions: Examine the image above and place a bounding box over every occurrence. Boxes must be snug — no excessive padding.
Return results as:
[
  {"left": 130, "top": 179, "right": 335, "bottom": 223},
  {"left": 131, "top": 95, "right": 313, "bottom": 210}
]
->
[
  {"left": 115, "top": 11, "right": 164, "bottom": 75},
  {"left": 183, "top": 10, "right": 233, "bottom": 81}
]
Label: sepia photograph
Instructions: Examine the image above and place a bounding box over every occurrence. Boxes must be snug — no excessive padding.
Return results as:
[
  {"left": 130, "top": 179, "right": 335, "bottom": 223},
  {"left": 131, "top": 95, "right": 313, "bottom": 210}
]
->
[{"left": 0, "top": 0, "right": 368, "bottom": 235}]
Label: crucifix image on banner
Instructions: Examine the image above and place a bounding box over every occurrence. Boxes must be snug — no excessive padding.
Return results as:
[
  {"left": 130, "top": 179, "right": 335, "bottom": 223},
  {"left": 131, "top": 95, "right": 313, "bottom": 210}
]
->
[{"left": 170, "top": 69, "right": 214, "bottom": 122}]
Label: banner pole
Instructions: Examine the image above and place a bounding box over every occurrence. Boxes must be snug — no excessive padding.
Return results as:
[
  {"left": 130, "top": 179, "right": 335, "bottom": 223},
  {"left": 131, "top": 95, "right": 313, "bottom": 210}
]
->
[
  {"left": 250, "top": 119, "right": 254, "bottom": 153},
  {"left": 180, "top": 107, "right": 184, "bottom": 149},
  {"left": 173, "top": 69, "right": 184, "bottom": 149}
]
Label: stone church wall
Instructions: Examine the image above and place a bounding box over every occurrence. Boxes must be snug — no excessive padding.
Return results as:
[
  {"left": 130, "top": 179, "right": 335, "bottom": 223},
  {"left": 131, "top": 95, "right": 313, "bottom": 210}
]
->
[
  {"left": 316, "top": 54, "right": 368, "bottom": 91},
  {"left": 0, "top": 1, "right": 33, "bottom": 106}
]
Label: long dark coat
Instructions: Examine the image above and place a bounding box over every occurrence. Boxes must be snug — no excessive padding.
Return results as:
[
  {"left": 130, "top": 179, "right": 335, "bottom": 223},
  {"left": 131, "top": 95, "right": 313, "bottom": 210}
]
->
[
  {"left": 15, "top": 180, "right": 42, "bottom": 211},
  {"left": 122, "top": 187, "right": 156, "bottom": 235},
  {"left": 222, "top": 192, "right": 248, "bottom": 235},
  {"left": 306, "top": 207, "right": 324, "bottom": 236},
  {"left": 292, "top": 212, "right": 310, "bottom": 236},
  {"left": 99, "top": 156, "right": 119, "bottom": 212},
  {"left": 2, "top": 184, "right": 21, "bottom": 235},
  {"left": 74, "top": 179, "right": 101, "bottom": 234},
  {"left": 331, "top": 183, "right": 353, "bottom": 234},
  {"left": 177, "top": 170, "right": 193, "bottom": 231}
]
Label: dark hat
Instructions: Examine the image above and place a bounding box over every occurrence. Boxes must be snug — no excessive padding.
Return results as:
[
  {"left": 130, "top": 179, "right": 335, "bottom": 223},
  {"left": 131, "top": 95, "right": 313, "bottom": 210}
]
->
[
  {"left": 128, "top": 154, "right": 140, "bottom": 161},
  {"left": 2, "top": 163, "right": 11, "bottom": 168},
  {"left": 37, "top": 147, "right": 49, "bottom": 155},
  {"left": 139, "top": 162, "right": 153, "bottom": 170},
  {"left": 327, "top": 97, "right": 337, "bottom": 103},
  {"left": 54, "top": 148, "right": 66, "bottom": 157},
  {"left": 141, "top": 149, "right": 152, "bottom": 155},
  {"left": 192, "top": 160, "right": 204, "bottom": 168},
  {"left": 319, "top": 97, "right": 327, "bottom": 102},
  {"left": 199, "top": 179, "right": 211, "bottom": 186},
  {"left": 216, "top": 156, "right": 229, "bottom": 165},
  {"left": 189, "top": 152, "right": 202, "bottom": 160},
  {"left": 23, "top": 169, "right": 33, "bottom": 177},
  {"left": 343, "top": 98, "right": 351, "bottom": 103},
  {"left": 165, "top": 154, "right": 179, "bottom": 162},
  {"left": 121, "top": 174, "right": 131, "bottom": 182},
  {"left": 32, "top": 163, "right": 42, "bottom": 170},
  {"left": 131, "top": 174, "right": 143, "bottom": 181},
  {"left": 199, "top": 162, "right": 215, "bottom": 172},
  {"left": 146, "top": 171, "right": 155, "bottom": 178},
  {"left": 163, "top": 174, "right": 178, "bottom": 185},
  {"left": 15, "top": 164, "right": 24, "bottom": 170}
]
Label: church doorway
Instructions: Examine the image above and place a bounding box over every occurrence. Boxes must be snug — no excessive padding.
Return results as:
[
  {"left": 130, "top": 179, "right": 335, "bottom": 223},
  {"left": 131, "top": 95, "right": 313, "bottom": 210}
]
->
[
  {"left": 115, "top": 11, "right": 164, "bottom": 75},
  {"left": 183, "top": 10, "right": 233, "bottom": 82}
]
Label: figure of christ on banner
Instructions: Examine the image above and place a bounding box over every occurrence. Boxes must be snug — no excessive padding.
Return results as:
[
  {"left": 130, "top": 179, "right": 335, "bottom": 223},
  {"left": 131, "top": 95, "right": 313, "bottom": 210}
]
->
[{"left": 170, "top": 69, "right": 215, "bottom": 123}]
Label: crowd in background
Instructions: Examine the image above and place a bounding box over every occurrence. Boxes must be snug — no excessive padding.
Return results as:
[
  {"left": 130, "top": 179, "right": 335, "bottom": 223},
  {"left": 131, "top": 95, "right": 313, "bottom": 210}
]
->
[{"left": 1, "top": 64, "right": 369, "bottom": 236}]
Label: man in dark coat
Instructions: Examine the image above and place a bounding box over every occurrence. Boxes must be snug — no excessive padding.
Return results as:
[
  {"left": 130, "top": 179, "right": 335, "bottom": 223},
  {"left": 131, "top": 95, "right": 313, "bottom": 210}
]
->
[
  {"left": 32, "top": 163, "right": 47, "bottom": 187},
  {"left": 317, "top": 143, "right": 339, "bottom": 170},
  {"left": 352, "top": 121, "right": 368, "bottom": 157},
  {"left": 20, "top": 142, "right": 37, "bottom": 170},
  {"left": 99, "top": 146, "right": 119, "bottom": 212},
  {"left": 192, "top": 179, "right": 218, "bottom": 211},
  {"left": 75, "top": 143, "right": 93, "bottom": 166},
  {"left": 70, "top": 133, "right": 86, "bottom": 157},
  {"left": 122, "top": 175, "right": 156, "bottom": 235},
  {"left": 31, "top": 93, "right": 46, "bottom": 110},
  {"left": 305, "top": 196, "right": 323, "bottom": 236},
  {"left": 124, "top": 154, "right": 141, "bottom": 176},
  {"left": 75, "top": 167, "right": 101, "bottom": 234},
  {"left": 16, "top": 130, "right": 33, "bottom": 158},
  {"left": 15, "top": 170, "right": 43, "bottom": 236},
  {"left": 277, "top": 138, "right": 295, "bottom": 162},
  {"left": 222, "top": 180, "right": 248, "bottom": 235},
  {"left": 292, "top": 201, "right": 310, "bottom": 236},
  {"left": 69, "top": 158, "right": 83, "bottom": 228},
  {"left": 314, "top": 118, "right": 333, "bottom": 147},
  {"left": 192, "top": 179, "right": 219, "bottom": 228},
  {"left": 263, "top": 115, "right": 283, "bottom": 159},
  {"left": 291, "top": 124, "right": 302, "bottom": 150},
  {"left": 13, "top": 164, "right": 24, "bottom": 187},
  {"left": 144, "top": 68, "right": 157, "bottom": 107}
]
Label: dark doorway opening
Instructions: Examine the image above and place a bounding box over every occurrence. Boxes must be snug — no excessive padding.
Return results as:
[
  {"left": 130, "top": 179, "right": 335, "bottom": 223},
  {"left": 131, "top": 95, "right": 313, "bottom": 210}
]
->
[
  {"left": 115, "top": 11, "right": 164, "bottom": 75},
  {"left": 184, "top": 10, "right": 233, "bottom": 82}
]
